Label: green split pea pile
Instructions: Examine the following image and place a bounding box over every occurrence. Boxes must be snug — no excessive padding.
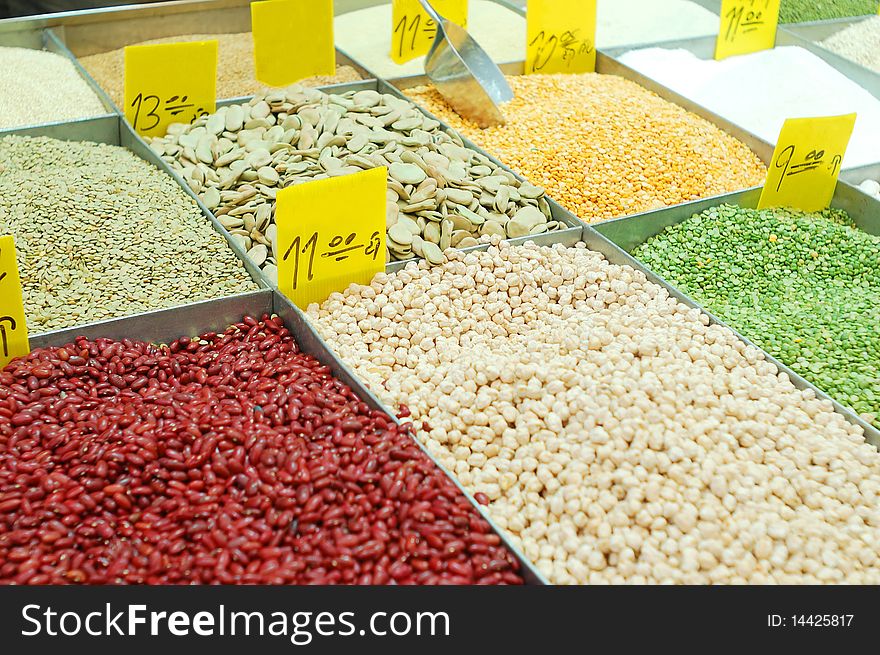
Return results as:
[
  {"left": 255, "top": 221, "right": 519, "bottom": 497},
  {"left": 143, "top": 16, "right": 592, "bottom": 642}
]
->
[
  {"left": 779, "top": 0, "right": 880, "bottom": 23},
  {"left": 633, "top": 205, "right": 880, "bottom": 429}
]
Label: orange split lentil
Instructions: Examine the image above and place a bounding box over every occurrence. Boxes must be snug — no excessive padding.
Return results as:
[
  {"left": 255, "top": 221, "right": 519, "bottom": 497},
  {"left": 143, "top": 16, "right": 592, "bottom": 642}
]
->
[{"left": 405, "top": 74, "right": 767, "bottom": 222}]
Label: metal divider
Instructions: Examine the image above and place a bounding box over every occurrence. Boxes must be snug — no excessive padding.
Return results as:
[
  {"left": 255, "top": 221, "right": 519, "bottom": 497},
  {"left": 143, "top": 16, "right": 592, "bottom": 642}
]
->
[
  {"left": 271, "top": 291, "right": 548, "bottom": 585},
  {"left": 841, "top": 162, "right": 880, "bottom": 190},
  {"left": 44, "top": 27, "right": 120, "bottom": 117}
]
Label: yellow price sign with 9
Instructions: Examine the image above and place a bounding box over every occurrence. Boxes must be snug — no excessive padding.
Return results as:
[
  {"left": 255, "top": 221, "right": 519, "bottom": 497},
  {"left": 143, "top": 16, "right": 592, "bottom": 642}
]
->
[{"left": 758, "top": 113, "right": 856, "bottom": 213}]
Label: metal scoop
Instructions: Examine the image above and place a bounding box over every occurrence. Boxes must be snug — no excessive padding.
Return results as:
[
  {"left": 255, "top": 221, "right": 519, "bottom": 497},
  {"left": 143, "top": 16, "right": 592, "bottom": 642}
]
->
[{"left": 419, "top": 0, "right": 513, "bottom": 128}]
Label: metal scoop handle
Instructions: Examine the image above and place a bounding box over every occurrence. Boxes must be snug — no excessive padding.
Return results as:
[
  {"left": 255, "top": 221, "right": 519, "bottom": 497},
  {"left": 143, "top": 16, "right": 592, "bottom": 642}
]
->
[{"left": 418, "top": 0, "right": 444, "bottom": 26}]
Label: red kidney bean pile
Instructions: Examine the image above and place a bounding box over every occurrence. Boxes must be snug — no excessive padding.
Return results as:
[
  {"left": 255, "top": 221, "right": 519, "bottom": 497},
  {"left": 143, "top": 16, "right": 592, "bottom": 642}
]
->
[{"left": 0, "top": 315, "right": 523, "bottom": 585}]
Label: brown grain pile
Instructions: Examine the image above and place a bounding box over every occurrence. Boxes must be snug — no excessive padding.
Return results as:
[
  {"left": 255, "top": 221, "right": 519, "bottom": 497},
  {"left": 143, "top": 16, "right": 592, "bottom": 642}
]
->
[{"left": 79, "top": 32, "right": 362, "bottom": 105}]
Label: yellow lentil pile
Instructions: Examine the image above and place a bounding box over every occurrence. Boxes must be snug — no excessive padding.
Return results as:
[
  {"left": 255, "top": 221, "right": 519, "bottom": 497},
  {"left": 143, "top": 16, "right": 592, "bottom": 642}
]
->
[
  {"left": 405, "top": 74, "right": 767, "bottom": 222},
  {"left": 79, "top": 32, "right": 362, "bottom": 106}
]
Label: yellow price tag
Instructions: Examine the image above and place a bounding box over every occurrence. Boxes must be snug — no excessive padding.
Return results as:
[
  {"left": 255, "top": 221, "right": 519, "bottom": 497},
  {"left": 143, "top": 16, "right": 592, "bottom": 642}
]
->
[
  {"left": 124, "top": 41, "right": 217, "bottom": 137},
  {"left": 391, "top": 0, "right": 468, "bottom": 65},
  {"left": 526, "top": 0, "right": 596, "bottom": 74},
  {"left": 715, "top": 0, "right": 780, "bottom": 60},
  {"left": 0, "top": 235, "right": 29, "bottom": 369},
  {"left": 758, "top": 113, "right": 856, "bottom": 212},
  {"left": 252, "top": 0, "right": 335, "bottom": 87},
  {"left": 276, "top": 168, "right": 387, "bottom": 309}
]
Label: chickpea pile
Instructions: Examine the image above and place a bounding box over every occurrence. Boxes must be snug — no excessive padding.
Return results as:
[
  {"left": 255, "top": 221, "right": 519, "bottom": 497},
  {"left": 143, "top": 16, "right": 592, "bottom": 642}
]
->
[
  {"left": 405, "top": 74, "right": 767, "bottom": 222},
  {"left": 307, "top": 241, "right": 880, "bottom": 584}
]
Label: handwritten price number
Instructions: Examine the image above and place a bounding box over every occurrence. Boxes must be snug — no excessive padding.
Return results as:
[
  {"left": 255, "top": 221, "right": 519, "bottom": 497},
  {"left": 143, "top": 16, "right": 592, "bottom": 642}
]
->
[
  {"left": 283, "top": 230, "right": 383, "bottom": 291},
  {"left": 773, "top": 145, "right": 842, "bottom": 193},
  {"left": 394, "top": 13, "right": 439, "bottom": 59},
  {"left": 528, "top": 29, "right": 593, "bottom": 73},
  {"left": 0, "top": 241, "right": 12, "bottom": 359},
  {"left": 723, "top": 1, "right": 772, "bottom": 42},
  {"left": 0, "top": 237, "right": 26, "bottom": 362},
  {"left": 0, "top": 241, "right": 15, "bottom": 355},
  {"left": 0, "top": 314, "right": 17, "bottom": 359},
  {"left": 130, "top": 93, "right": 209, "bottom": 132}
]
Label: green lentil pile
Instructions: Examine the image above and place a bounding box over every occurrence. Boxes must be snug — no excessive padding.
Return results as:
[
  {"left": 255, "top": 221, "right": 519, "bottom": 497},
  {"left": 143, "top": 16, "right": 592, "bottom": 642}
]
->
[
  {"left": 778, "top": 0, "right": 879, "bottom": 23},
  {"left": 632, "top": 204, "right": 880, "bottom": 428}
]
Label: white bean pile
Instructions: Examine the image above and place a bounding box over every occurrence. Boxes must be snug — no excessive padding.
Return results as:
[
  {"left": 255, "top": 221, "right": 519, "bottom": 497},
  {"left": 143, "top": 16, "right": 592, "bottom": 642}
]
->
[
  {"left": 307, "top": 241, "right": 880, "bottom": 584},
  {"left": 820, "top": 16, "right": 880, "bottom": 74},
  {"left": 858, "top": 177, "right": 880, "bottom": 199},
  {"left": 0, "top": 46, "right": 106, "bottom": 129}
]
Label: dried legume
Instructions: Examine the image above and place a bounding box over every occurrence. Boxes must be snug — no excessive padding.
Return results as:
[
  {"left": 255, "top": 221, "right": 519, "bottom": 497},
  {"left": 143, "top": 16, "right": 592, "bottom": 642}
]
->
[
  {"left": 308, "top": 240, "right": 880, "bottom": 584},
  {"left": 0, "top": 315, "right": 523, "bottom": 585},
  {"left": 79, "top": 32, "right": 362, "bottom": 107},
  {"left": 0, "top": 46, "right": 106, "bottom": 130},
  {"left": 619, "top": 46, "right": 880, "bottom": 168},
  {"left": 857, "top": 176, "right": 880, "bottom": 199},
  {"left": 405, "top": 74, "right": 766, "bottom": 222},
  {"left": 150, "top": 85, "right": 564, "bottom": 280},
  {"left": 0, "top": 135, "right": 256, "bottom": 333},
  {"left": 632, "top": 204, "right": 880, "bottom": 429},
  {"left": 778, "top": 0, "right": 879, "bottom": 23},
  {"left": 820, "top": 16, "right": 880, "bottom": 74}
]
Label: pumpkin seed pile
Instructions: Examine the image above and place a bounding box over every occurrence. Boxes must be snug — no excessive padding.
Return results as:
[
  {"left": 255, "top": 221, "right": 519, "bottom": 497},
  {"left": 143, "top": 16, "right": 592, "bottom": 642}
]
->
[
  {"left": 148, "top": 85, "right": 562, "bottom": 282},
  {"left": 631, "top": 204, "right": 880, "bottom": 429},
  {"left": 0, "top": 135, "right": 257, "bottom": 333}
]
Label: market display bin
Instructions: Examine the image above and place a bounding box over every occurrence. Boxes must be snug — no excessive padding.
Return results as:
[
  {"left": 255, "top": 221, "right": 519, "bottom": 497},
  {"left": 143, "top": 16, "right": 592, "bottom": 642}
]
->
[
  {"left": 302, "top": 209, "right": 880, "bottom": 584},
  {"left": 387, "top": 51, "right": 775, "bottom": 232},
  {"left": 591, "top": 180, "right": 880, "bottom": 446},
  {"left": 777, "top": 18, "right": 880, "bottom": 94},
  {"left": 0, "top": 114, "right": 272, "bottom": 330},
  {"left": 43, "top": 0, "right": 379, "bottom": 112},
  {"left": 0, "top": 20, "right": 117, "bottom": 128},
  {"left": 150, "top": 77, "right": 584, "bottom": 278},
  {"left": 602, "top": 33, "right": 880, "bottom": 169},
  {"left": 25, "top": 288, "right": 548, "bottom": 585}
]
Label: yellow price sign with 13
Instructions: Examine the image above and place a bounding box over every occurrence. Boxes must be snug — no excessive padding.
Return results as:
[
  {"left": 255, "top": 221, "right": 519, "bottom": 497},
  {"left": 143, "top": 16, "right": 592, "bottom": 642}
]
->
[
  {"left": 124, "top": 40, "right": 218, "bottom": 137},
  {"left": 0, "top": 235, "right": 29, "bottom": 368},
  {"left": 252, "top": 0, "right": 335, "bottom": 87},
  {"left": 758, "top": 113, "right": 856, "bottom": 213},
  {"left": 276, "top": 167, "right": 387, "bottom": 309},
  {"left": 391, "top": 0, "right": 468, "bottom": 64},
  {"left": 715, "top": 0, "right": 780, "bottom": 60},
  {"left": 526, "top": 0, "right": 596, "bottom": 74}
]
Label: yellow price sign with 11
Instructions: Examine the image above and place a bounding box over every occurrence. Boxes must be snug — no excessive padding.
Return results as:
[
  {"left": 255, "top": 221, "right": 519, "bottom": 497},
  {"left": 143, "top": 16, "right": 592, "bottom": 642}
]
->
[
  {"left": 391, "top": 0, "right": 468, "bottom": 64},
  {"left": 715, "top": 0, "right": 780, "bottom": 60},
  {"left": 526, "top": 0, "right": 596, "bottom": 74},
  {"left": 0, "top": 235, "right": 29, "bottom": 368},
  {"left": 124, "top": 40, "right": 217, "bottom": 137},
  {"left": 252, "top": 0, "right": 335, "bottom": 87},
  {"left": 276, "top": 168, "right": 387, "bottom": 309},
  {"left": 758, "top": 113, "right": 856, "bottom": 213}
]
